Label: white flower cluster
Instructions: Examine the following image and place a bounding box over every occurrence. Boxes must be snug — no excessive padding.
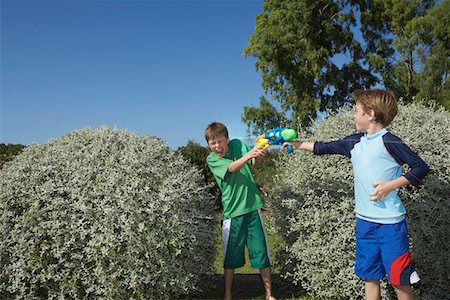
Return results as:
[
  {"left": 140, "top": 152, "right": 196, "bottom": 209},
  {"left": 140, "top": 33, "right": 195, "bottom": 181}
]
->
[
  {"left": 270, "top": 103, "right": 450, "bottom": 299},
  {"left": 0, "top": 127, "right": 216, "bottom": 299}
]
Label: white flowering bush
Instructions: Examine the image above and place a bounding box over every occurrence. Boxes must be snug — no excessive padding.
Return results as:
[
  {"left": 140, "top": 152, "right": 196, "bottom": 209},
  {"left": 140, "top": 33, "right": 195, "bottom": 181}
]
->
[
  {"left": 0, "top": 127, "right": 216, "bottom": 299},
  {"left": 271, "top": 103, "right": 450, "bottom": 299}
]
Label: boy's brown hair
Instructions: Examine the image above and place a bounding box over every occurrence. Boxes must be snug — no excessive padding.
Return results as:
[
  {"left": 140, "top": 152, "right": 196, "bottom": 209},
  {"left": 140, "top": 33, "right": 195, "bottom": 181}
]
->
[
  {"left": 205, "top": 121, "right": 229, "bottom": 142},
  {"left": 351, "top": 89, "right": 398, "bottom": 127}
]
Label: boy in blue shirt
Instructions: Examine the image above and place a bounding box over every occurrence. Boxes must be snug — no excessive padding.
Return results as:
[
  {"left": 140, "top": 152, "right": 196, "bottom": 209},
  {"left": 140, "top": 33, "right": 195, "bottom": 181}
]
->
[{"left": 283, "top": 90, "right": 428, "bottom": 300}]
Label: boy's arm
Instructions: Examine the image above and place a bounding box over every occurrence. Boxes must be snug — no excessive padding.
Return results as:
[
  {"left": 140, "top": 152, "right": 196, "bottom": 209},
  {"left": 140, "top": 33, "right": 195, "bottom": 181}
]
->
[
  {"left": 283, "top": 141, "right": 314, "bottom": 152},
  {"left": 370, "top": 133, "right": 429, "bottom": 201},
  {"left": 369, "top": 177, "right": 410, "bottom": 201},
  {"left": 251, "top": 148, "right": 268, "bottom": 167},
  {"left": 227, "top": 146, "right": 266, "bottom": 173},
  {"left": 383, "top": 133, "right": 429, "bottom": 185},
  {"left": 283, "top": 133, "right": 363, "bottom": 157}
]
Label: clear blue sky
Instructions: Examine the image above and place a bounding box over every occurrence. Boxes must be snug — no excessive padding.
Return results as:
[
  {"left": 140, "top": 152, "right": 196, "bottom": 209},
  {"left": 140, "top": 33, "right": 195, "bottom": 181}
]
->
[{"left": 1, "top": 0, "right": 266, "bottom": 149}]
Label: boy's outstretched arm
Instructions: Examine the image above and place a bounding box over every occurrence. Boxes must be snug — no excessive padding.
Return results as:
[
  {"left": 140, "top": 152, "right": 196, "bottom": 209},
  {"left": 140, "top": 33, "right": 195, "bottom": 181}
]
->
[{"left": 283, "top": 141, "right": 315, "bottom": 152}]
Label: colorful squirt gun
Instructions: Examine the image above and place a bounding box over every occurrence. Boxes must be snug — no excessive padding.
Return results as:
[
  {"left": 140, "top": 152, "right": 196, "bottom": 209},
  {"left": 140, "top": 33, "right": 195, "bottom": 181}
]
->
[{"left": 255, "top": 128, "right": 298, "bottom": 153}]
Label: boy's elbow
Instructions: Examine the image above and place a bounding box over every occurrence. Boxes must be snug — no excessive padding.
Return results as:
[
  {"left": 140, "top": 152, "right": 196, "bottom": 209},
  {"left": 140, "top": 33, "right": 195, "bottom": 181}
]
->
[
  {"left": 406, "top": 163, "right": 429, "bottom": 186},
  {"left": 227, "top": 165, "right": 238, "bottom": 173},
  {"left": 418, "top": 161, "right": 430, "bottom": 179},
  {"left": 422, "top": 164, "right": 430, "bottom": 178}
]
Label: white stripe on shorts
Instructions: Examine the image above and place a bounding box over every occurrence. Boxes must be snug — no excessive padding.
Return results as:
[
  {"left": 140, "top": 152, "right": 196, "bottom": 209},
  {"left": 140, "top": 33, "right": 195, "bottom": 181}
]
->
[
  {"left": 222, "top": 218, "right": 231, "bottom": 264},
  {"left": 257, "top": 209, "right": 272, "bottom": 265}
]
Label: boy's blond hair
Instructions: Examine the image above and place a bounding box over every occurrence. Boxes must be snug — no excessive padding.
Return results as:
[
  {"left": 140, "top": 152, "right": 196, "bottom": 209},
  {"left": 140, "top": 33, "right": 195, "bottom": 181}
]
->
[
  {"left": 205, "top": 122, "right": 229, "bottom": 143},
  {"left": 351, "top": 89, "right": 398, "bottom": 127}
]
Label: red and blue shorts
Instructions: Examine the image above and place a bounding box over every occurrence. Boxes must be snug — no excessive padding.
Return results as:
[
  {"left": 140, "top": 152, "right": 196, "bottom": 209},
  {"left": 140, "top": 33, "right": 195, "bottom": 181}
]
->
[{"left": 355, "top": 218, "right": 420, "bottom": 286}]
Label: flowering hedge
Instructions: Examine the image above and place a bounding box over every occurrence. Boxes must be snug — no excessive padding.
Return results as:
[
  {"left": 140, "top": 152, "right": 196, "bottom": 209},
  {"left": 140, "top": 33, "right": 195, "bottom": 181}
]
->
[
  {"left": 270, "top": 103, "right": 450, "bottom": 299},
  {"left": 0, "top": 127, "right": 216, "bottom": 299}
]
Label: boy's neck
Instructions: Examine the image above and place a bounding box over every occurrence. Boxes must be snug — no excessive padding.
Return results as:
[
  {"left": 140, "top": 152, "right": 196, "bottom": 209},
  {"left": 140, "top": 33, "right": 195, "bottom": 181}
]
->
[{"left": 366, "top": 123, "right": 385, "bottom": 136}]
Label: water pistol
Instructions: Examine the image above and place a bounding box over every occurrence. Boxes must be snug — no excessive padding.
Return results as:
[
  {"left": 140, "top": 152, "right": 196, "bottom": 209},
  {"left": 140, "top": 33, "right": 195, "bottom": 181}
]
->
[{"left": 255, "top": 128, "right": 298, "bottom": 153}]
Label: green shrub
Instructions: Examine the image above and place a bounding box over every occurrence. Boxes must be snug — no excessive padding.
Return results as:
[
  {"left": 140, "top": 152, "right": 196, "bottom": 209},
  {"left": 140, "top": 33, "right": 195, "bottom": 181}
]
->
[
  {"left": 175, "top": 140, "right": 222, "bottom": 210},
  {"left": 0, "top": 127, "right": 216, "bottom": 299},
  {"left": 271, "top": 103, "right": 450, "bottom": 299},
  {"left": 0, "top": 144, "right": 25, "bottom": 169}
]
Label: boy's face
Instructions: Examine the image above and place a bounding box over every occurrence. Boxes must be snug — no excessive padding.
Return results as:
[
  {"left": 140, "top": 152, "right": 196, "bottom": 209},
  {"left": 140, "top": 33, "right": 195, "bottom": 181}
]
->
[
  {"left": 354, "top": 102, "right": 372, "bottom": 132},
  {"left": 207, "top": 135, "right": 229, "bottom": 157}
]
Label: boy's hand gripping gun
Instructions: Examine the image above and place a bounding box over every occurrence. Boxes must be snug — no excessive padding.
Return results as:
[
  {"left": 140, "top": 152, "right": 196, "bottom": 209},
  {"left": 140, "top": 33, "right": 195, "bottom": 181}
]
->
[{"left": 255, "top": 128, "right": 298, "bottom": 153}]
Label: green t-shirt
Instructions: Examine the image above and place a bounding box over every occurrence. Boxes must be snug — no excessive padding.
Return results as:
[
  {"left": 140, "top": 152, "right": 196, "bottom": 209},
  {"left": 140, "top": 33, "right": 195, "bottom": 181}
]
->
[{"left": 206, "top": 139, "right": 264, "bottom": 219}]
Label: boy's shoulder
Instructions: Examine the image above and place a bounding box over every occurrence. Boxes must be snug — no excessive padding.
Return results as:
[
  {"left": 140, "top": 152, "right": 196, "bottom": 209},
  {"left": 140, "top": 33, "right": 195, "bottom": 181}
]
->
[
  {"left": 206, "top": 151, "right": 216, "bottom": 161},
  {"left": 382, "top": 131, "right": 403, "bottom": 143},
  {"left": 343, "top": 132, "right": 365, "bottom": 141},
  {"left": 381, "top": 131, "right": 409, "bottom": 152},
  {"left": 228, "top": 139, "right": 250, "bottom": 156},
  {"left": 228, "top": 138, "right": 244, "bottom": 145},
  {"left": 228, "top": 139, "right": 249, "bottom": 151}
]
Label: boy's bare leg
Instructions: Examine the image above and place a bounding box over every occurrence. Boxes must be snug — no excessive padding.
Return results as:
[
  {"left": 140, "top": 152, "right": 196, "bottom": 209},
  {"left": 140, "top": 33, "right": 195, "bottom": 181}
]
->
[
  {"left": 393, "top": 285, "right": 415, "bottom": 300},
  {"left": 260, "top": 267, "right": 276, "bottom": 300},
  {"left": 224, "top": 268, "right": 234, "bottom": 300},
  {"left": 365, "top": 280, "right": 381, "bottom": 300}
]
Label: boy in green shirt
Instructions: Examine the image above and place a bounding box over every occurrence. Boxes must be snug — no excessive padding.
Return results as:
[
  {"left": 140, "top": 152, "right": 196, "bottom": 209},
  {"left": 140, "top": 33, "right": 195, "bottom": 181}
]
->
[{"left": 205, "top": 122, "right": 276, "bottom": 300}]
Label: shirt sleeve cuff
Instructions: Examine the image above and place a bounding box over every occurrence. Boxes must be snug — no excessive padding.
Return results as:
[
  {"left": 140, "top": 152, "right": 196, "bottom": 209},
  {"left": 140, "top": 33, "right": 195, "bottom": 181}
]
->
[
  {"left": 404, "top": 172, "right": 420, "bottom": 186},
  {"left": 313, "top": 142, "right": 320, "bottom": 155}
]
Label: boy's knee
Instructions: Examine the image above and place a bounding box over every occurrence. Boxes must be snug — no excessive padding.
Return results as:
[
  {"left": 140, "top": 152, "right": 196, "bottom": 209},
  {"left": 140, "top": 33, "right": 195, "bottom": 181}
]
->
[
  {"left": 365, "top": 280, "right": 380, "bottom": 287},
  {"left": 391, "top": 284, "right": 415, "bottom": 299},
  {"left": 392, "top": 284, "right": 413, "bottom": 290}
]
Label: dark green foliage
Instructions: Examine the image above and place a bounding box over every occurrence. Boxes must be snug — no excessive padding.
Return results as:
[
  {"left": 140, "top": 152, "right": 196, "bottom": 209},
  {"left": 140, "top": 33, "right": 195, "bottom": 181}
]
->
[
  {"left": 359, "top": 0, "right": 449, "bottom": 107},
  {"left": 176, "top": 140, "right": 222, "bottom": 209},
  {"left": 413, "top": 0, "right": 450, "bottom": 110},
  {"left": 243, "top": 0, "right": 449, "bottom": 134},
  {"left": 0, "top": 144, "right": 25, "bottom": 169},
  {"left": 176, "top": 140, "right": 212, "bottom": 183},
  {"left": 243, "top": 0, "right": 378, "bottom": 134}
]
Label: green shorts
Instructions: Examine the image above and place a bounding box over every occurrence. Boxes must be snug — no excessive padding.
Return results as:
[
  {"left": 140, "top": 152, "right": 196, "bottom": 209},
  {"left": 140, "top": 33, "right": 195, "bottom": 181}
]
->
[{"left": 222, "top": 209, "right": 272, "bottom": 269}]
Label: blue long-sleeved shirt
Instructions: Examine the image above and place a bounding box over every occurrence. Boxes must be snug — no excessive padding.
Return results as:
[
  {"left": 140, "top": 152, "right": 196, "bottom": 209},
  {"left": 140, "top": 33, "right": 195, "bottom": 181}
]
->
[{"left": 313, "top": 128, "right": 428, "bottom": 224}]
